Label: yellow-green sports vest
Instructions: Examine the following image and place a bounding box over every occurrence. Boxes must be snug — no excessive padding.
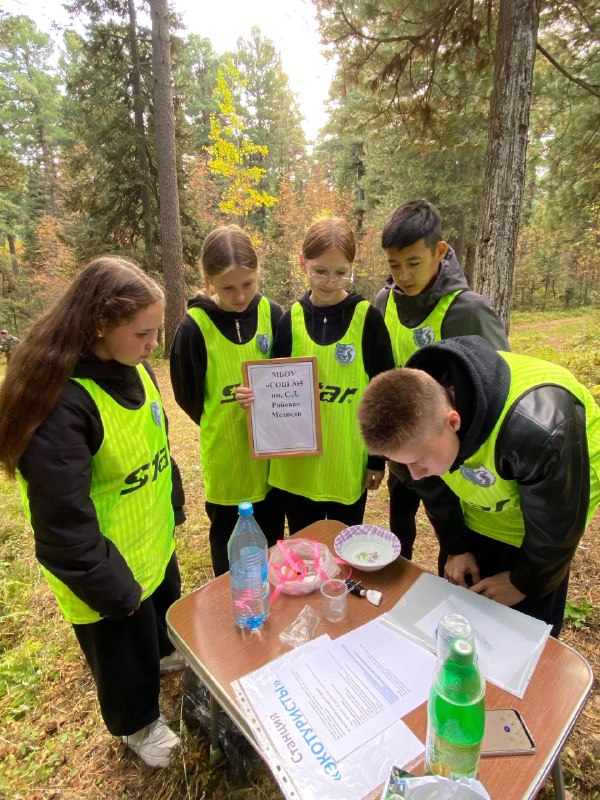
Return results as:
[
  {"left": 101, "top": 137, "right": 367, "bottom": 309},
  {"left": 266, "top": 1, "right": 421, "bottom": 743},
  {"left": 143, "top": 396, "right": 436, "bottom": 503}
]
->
[
  {"left": 269, "top": 300, "right": 370, "bottom": 504},
  {"left": 188, "top": 297, "right": 273, "bottom": 504},
  {"left": 384, "top": 290, "right": 462, "bottom": 366},
  {"left": 19, "top": 365, "right": 175, "bottom": 624},
  {"left": 442, "top": 350, "right": 600, "bottom": 547}
]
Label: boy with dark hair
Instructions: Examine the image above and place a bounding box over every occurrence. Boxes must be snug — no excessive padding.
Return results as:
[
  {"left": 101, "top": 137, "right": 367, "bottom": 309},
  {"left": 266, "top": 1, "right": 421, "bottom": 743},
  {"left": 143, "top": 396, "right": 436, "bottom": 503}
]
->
[
  {"left": 358, "top": 335, "right": 600, "bottom": 637},
  {"left": 375, "top": 199, "right": 509, "bottom": 560}
]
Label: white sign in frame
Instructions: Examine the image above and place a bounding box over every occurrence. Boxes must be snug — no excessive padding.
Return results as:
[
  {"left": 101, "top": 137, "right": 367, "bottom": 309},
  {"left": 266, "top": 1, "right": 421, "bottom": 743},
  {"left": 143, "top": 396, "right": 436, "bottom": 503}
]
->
[{"left": 243, "top": 357, "right": 323, "bottom": 459}]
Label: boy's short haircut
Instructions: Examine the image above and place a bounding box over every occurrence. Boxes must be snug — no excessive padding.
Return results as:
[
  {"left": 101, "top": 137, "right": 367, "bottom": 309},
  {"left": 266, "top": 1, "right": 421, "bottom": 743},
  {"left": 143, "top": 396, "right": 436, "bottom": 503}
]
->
[
  {"left": 381, "top": 199, "right": 442, "bottom": 252},
  {"left": 359, "top": 368, "right": 449, "bottom": 454}
]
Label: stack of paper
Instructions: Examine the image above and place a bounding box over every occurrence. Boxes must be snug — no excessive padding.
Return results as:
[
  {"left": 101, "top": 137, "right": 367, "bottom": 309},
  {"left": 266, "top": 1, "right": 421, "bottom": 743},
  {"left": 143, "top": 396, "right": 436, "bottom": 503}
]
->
[
  {"left": 233, "top": 621, "right": 435, "bottom": 800},
  {"left": 233, "top": 574, "right": 552, "bottom": 799},
  {"left": 382, "top": 573, "right": 551, "bottom": 698}
]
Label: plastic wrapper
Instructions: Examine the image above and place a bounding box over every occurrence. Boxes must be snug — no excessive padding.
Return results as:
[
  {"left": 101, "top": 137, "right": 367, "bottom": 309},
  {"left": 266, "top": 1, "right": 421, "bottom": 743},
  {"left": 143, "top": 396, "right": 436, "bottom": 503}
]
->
[
  {"left": 381, "top": 772, "right": 490, "bottom": 800},
  {"left": 279, "top": 604, "right": 322, "bottom": 648},
  {"left": 181, "top": 667, "right": 259, "bottom": 779},
  {"left": 268, "top": 537, "right": 340, "bottom": 596}
]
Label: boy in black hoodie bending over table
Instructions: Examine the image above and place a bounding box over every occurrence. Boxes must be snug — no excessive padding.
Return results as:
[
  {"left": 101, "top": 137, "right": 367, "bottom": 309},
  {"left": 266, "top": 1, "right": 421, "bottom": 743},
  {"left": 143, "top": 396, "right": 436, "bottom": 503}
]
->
[{"left": 359, "top": 335, "right": 600, "bottom": 637}]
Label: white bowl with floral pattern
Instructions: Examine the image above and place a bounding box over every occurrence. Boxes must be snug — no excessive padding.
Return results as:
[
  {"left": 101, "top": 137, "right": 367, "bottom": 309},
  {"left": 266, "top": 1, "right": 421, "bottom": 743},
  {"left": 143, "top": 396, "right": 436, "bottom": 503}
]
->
[{"left": 334, "top": 525, "right": 401, "bottom": 572}]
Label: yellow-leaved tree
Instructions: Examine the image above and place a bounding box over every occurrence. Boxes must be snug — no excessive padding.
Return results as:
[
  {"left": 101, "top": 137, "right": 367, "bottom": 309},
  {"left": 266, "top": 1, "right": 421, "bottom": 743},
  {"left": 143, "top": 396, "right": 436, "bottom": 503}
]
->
[{"left": 206, "top": 61, "right": 276, "bottom": 219}]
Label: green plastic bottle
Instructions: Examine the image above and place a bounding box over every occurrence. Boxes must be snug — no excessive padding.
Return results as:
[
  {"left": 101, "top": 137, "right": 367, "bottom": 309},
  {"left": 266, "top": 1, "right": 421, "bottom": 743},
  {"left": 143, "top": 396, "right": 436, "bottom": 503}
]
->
[{"left": 425, "top": 637, "right": 486, "bottom": 779}]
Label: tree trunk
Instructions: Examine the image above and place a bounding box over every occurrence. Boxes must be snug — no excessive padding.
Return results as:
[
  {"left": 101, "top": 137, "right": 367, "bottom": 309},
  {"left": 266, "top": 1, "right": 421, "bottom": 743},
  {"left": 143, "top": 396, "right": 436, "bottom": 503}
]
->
[
  {"left": 7, "top": 234, "right": 19, "bottom": 277},
  {"left": 463, "top": 242, "right": 475, "bottom": 288},
  {"left": 37, "top": 123, "right": 59, "bottom": 214},
  {"left": 355, "top": 141, "right": 366, "bottom": 235},
  {"left": 473, "top": 0, "right": 540, "bottom": 333},
  {"left": 128, "top": 0, "right": 156, "bottom": 270},
  {"left": 452, "top": 209, "right": 466, "bottom": 271},
  {"left": 149, "top": 0, "right": 186, "bottom": 353}
]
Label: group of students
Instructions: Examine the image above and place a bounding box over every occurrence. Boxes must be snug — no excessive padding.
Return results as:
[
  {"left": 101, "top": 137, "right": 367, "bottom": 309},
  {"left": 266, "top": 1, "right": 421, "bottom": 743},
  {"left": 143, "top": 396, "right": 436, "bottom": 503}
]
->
[
  {"left": 170, "top": 215, "right": 396, "bottom": 575},
  {"left": 0, "top": 199, "right": 598, "bottom": 771}
]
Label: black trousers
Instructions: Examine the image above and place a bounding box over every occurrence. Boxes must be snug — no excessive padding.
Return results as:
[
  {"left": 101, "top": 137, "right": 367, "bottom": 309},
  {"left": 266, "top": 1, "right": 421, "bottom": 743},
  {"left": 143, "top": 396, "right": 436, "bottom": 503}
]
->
[
  {"left": 73, "top": 553, "right": 181, "bottom": 736},
  {"left": 440, "top": 531, "right": 570, "bottom": 639},
  {"left": 205, "top": 488, "right": 286, "bottom": 577},
  {"left": 388, "top": 471, "right": 421, "bottom": 561},
  {"left": 281, "top": 489, "right": 368, "bottom": 535}
]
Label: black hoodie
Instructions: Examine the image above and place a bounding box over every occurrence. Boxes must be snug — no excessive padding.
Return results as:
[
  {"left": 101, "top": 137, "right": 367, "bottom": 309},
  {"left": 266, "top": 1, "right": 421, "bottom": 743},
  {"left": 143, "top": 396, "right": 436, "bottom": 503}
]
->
[
  {"left": 275, "top": 291, "right": 395, "bottom": 472},
  {"left": 406, "top": 336, "right": 593, "bottom": 600},
  {"left": 18, "top": 355, "right": 185, "bottom": 619},
  {"left": 170, "top": 292, "right": 283, "bottom": 423},
  {"left": 375, "top": 246, "right": 509, "bottom": 350}
]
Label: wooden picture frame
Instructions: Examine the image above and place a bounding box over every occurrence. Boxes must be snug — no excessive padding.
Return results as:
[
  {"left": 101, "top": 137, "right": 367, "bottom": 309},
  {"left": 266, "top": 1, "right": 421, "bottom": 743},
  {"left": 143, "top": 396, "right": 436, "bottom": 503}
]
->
[{"left": 242, "top": 357, "right": 323, "bottom": 459}]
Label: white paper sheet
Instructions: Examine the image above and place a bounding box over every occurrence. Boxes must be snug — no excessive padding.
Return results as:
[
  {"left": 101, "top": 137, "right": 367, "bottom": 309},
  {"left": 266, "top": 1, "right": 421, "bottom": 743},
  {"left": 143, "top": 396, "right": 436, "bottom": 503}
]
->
[
  {"left": 247, "top": 360, "right": 319, "bottom": 454},
  {"left": 273, "top": 620, "right": 434, "bottom": 761},
  {"left": 233, "top": 629, "right": 428, "bottom": 800},
  {"left": 382, "top": 573, "right": 551, "bottom": 698}
]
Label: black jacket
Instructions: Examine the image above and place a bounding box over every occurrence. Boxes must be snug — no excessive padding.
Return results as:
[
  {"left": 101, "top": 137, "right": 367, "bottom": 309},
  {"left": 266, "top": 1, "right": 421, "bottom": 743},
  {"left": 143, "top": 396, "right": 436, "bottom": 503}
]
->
[
  {"left": 275, "top": 291, "right": 395, "bottom": 472},
  {"left": 18, "top": 355, "right": 185, "bottom": 619},
  {"left": 170, "top": 292, "right": 283, "bottom": 424},
  {"left": 406, "top": 336, "right": 593, "bottom": 600},
  {"left": 374, "top": 246, "right": 510, "bottom": 350}
]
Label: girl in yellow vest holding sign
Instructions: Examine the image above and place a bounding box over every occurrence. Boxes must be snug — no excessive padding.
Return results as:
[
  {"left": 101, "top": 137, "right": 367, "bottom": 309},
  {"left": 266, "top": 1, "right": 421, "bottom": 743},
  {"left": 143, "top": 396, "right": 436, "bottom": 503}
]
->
[
  {"left": 239, "top": 217, "right": 394, "bottom": 533},
  {"left": 170, "top": 225, "right": 285, "bottom": 575},
  {"left": 0, "top": 257, "right": 186, "bottom": 767}
]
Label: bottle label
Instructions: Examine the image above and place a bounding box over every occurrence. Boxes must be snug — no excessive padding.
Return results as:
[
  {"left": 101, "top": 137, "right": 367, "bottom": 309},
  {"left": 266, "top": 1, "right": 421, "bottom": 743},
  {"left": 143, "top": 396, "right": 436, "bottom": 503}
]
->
[{"left": 425, "top": 733, "right": 481, "bottom": 779}]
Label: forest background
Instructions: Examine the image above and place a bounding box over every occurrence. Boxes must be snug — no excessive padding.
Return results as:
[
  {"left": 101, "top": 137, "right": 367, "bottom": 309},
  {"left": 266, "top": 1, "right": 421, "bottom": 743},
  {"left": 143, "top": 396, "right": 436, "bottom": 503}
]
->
[
  {"left": 0, "top": 1, "right": 600, "bottom": 799},
  {"left": 0, "top": 0, "right": 599, "bottom": 338}
]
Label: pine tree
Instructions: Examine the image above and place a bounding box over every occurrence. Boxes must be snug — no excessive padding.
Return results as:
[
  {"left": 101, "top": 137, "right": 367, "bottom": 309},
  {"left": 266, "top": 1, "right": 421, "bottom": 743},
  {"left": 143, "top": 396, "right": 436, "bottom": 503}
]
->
[{"left": 0, "top": 15, "right": 65, "bottom": 243}]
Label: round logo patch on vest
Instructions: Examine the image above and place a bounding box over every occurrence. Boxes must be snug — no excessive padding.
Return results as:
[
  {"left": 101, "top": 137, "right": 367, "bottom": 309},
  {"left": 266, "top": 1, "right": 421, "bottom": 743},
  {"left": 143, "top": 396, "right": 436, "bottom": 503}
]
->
[
  {"left": 150, "top": 401, "right": 162, "bottom": 427},
  {"left": 257, "top": 333, "right": 271, "bottom": 354},
  {"left": 413, "top": 325, "right": 435, "bottom": 347},
  {"left": 460, "top": 465, "right": 496, "bottom": 487},
  {"left": 335, "top": 343, "right": 356, "bottom": 365}
]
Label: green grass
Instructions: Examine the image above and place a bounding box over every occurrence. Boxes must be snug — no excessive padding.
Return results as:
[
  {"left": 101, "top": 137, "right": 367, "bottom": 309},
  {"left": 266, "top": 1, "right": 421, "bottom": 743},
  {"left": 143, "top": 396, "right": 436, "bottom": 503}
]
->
[
  {"left": 510, "top": 306, "right": 599, "bottom": 326},
  {"left": 510, "top": 308, "right": 600, "bottom": 391}
]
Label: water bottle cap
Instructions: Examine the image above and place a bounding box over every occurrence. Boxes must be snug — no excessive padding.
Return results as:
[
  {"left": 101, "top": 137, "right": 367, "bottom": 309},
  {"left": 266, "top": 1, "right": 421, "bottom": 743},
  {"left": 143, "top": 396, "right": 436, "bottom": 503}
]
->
[
  {"left": 451, "top": 638, "right": 475, "bottom": 665},
  {"left": 238, "top": 501, "right": 254, "bottom": 517}
]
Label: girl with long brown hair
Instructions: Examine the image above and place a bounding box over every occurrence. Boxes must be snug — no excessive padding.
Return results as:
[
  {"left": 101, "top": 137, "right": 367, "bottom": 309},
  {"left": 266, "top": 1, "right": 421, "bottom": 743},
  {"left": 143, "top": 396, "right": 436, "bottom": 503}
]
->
[{"left": 0, "top": 256, "right": 185, "bottom": 768}]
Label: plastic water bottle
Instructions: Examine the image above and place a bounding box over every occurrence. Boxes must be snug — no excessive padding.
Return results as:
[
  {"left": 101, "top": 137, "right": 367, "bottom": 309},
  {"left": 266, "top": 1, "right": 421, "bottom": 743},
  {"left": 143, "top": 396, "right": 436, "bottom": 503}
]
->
[
  {"left": 425, "top": 613, "right": 485, "bottom": 779},
  {"left": 228, "top": 502, "right": 270, "bottom": 631}
]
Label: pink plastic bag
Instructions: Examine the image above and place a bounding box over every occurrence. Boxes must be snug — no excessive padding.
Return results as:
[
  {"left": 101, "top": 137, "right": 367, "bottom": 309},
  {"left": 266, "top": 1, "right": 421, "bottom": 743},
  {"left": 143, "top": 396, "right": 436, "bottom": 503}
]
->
[{"left": 268, "top": 538, "right": 340, "bottom": 600}]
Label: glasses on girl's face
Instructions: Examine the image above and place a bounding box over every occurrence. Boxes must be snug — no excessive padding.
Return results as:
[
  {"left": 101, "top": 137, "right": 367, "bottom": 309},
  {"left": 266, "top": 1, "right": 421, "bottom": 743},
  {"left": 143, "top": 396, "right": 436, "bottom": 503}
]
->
[{"left": 308, "top": 272, "right": 353, "bottom": 287}]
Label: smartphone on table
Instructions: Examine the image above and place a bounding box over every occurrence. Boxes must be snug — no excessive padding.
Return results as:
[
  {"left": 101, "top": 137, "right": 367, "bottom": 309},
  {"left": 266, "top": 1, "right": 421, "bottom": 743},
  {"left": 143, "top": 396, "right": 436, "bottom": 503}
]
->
[{"left": 481, "top": 708, "right": 536, "bottom": 756}]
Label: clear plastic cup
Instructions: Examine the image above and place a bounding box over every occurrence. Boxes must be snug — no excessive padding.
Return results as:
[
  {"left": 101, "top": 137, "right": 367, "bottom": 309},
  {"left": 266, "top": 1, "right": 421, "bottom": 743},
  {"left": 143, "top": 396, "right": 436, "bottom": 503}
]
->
[
  {"left": 436, "top": 613, "right": 474, "bottom": 667},
  {"left": 320, "top": 578, "right": 349, "bottom": 622}
]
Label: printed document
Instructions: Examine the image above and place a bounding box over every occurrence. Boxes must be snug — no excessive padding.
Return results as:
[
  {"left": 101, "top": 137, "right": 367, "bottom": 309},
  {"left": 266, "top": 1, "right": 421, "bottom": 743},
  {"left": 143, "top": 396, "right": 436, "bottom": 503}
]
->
[
  {"left": 233, "top": 623, "right": 432, "bottom": 800},
  {"left": 274, "top": 619, "right": 434, "bottom": 761}
]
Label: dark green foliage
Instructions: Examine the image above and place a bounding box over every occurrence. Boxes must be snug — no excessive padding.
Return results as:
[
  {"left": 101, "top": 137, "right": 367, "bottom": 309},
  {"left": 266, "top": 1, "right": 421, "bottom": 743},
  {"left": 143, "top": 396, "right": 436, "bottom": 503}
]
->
[
  {"left": 231, "top": 27, "right": 307, "bottom": 231},
  {"left": 61, "top": 22, "right": 159, "bottom": 262},
  {"left": 0, "top": 15, "right": 67, "bottom": 254},
  {"left": 313, "top": 0, "right": 494, "bottom": 268},
  {"left": 314, "top": 0, "right": 599, "bottom": 310},
  {"left": 513, "top": 3, "right": 600, "bottom": 311}
]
